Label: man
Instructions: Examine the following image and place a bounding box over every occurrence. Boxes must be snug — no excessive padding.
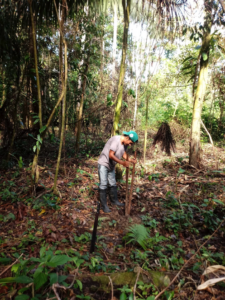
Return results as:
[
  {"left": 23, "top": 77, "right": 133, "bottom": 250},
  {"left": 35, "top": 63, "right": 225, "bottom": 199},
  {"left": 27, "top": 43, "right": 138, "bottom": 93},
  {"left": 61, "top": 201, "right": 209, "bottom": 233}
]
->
[{"left": 98, "top": 131, "right": 138, "bottom": 213}]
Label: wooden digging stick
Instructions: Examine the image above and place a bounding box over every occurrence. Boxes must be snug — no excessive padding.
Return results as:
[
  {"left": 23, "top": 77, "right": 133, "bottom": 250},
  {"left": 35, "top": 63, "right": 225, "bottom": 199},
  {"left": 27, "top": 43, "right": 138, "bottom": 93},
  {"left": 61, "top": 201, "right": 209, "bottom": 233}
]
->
[
  {"left": 128, "top": 151, "right": 137, "bottom": 215},
  {"left": 125, "top": 153, "right": 129, "bottom": 216}
]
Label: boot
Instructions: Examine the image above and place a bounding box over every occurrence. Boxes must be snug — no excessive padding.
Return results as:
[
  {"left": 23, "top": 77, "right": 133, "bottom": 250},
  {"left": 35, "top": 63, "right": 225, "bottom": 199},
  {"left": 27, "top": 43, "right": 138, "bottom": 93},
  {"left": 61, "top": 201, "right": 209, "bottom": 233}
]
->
[
  {"left": 99, "top": 189, "right": 111, "bottom": 213},
  {"left": 109, "top": 186, "right": 125, "bottom": 206}
]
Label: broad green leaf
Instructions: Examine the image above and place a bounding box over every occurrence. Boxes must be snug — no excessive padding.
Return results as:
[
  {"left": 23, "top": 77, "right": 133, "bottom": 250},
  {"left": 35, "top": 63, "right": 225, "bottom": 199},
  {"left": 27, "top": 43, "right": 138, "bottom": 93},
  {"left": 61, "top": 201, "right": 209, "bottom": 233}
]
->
[
  {"left": 47, "top": 255, "right": 70, "bottom": 267},
  {"left": 107, "top": 93, "right": 112, "bottom": 101},
  {"left": 0, "top": 257, "right": 12, "bottom": 264},
  {"left": 120, "top": 292, "right": 127, "bottom": 300},
  {"left": 49, "top": 273, "right": 58, "bottom": 285},
  {"left": 34, "top": 272, "right": 48, "bottom": 290},
  {"left": 33, "top": 145, "right": 36, "bottom": 152},
  {"left": 39, "top": 125, "right": 47, "bottom": 133},
  {"left": 0, "top": 277, "right": 17, "bottom": 284},
  {"left": 15, "top": 276, "right": 33, "bottom": 284},
  {"left": 40, "top": 247, "right": 46, "bottom": 258},
  {"left": 76, "top": 279, "right": 83, "bottom": 291},
  {"left": 147, "top": 297, "right": 155, "bottom": 300},
  {"left": 58, "top": 275, "right": 67, "bottom": 283},
  {"left": 128, "top": 293, "right": 134, "bottom": 300},
  {"left": 15, "top": 295, "right": 29, "bottom": 300},
  {"left": 212, "top": 199, "right": 224, "bottom": 205},
  {"left": 33, "top": 119, "right": 39, "bottom": 124}
]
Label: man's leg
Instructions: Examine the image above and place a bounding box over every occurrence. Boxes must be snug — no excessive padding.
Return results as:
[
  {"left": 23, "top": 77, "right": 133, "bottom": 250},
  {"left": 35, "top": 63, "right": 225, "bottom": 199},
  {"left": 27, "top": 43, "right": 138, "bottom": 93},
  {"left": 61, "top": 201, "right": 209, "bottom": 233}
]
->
[
  {"left": 98, "top": 164, "right": 111, "bottom": 213},
  {"left": 108, "top": 168, "right": 125, "bottom": 207}
]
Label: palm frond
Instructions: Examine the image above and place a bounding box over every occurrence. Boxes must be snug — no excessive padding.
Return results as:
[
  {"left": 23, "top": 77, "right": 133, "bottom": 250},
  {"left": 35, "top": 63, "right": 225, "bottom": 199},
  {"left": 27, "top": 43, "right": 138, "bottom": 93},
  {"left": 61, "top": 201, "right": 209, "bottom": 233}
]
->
[{"left": 124, "top": 224, "right": 149, "bottom": 250}]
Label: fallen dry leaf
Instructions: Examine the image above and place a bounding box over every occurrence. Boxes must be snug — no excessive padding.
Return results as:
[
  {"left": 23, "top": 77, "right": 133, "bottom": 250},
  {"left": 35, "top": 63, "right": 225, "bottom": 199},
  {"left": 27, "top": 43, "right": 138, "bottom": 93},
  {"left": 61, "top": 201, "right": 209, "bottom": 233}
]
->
[{"left": 197, "top": 276, "right": 225, "bottom": 290}]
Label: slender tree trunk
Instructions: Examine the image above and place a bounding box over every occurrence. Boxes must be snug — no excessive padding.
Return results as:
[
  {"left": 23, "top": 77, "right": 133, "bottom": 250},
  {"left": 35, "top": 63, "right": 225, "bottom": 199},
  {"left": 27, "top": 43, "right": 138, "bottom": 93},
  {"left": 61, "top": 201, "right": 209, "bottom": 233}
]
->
[
  {"left": 1, "top": 67, "right": 6, "bottom": 108},
  {"left": 100, "top": 32, "right": 104, "bottom": 79},
  {"left": 112, "top": 0, "right": 118, "bottom": 91},
  {"left": 58, "top": 1, "right": 66, "bottom": 138},
  {"left": 133, "top": 81, "right": 138, "bottom": 129},
  {"left": 112, "top": 0, "right": 131, "bottom": 135},
  {"left": 144, "top": 93, "right": 150, "bottom": 164},
  {"left": 189, "top": 26, "right": 211, "bottom": 167},
  {"left": 75, "top": 60, "right": 89, "bottom": 151},
  {"left": 54, "top": 41, "right": 67, "bottom": 192},
  {"left": 28, "top": 0, "right": 42, "bottom": 129}
]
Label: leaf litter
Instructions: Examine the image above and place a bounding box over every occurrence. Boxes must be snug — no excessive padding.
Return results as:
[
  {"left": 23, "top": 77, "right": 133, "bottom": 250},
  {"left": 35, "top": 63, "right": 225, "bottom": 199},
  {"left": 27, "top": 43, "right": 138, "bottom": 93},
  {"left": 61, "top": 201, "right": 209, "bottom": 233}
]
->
[{"left": 0, "top": 141, "right": 225, "bottom": 299}]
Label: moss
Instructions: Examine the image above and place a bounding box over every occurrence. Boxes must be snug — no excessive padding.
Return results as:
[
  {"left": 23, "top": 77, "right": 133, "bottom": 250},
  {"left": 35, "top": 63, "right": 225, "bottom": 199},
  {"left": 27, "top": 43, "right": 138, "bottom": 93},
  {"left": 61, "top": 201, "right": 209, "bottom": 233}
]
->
[{"left": 90, "top": 271, "right": 170, "bottom": 292}]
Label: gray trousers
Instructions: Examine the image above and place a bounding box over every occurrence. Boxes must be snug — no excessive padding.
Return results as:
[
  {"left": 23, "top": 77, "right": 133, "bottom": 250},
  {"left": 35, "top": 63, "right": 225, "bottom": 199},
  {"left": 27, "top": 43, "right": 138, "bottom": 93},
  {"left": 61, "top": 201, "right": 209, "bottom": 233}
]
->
[{"left": 98, "top": 164, "right": 117, "bottom": 190}]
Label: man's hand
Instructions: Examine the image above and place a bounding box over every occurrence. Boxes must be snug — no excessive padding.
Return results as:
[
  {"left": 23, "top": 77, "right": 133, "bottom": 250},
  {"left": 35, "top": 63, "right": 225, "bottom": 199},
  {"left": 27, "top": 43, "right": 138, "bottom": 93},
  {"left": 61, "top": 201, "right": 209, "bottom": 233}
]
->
[
  {"left": 129, "top": 158, "right": 137, "bottom": 164},
  {"left": 123, "top": 161, "right": 130, "bottom": 168}
]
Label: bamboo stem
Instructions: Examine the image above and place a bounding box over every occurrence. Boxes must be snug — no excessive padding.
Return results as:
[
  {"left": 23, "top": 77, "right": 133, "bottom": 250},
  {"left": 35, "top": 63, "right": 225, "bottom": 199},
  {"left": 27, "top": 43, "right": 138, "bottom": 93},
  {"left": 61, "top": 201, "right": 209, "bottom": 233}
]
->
[{"left": 128, "top": 151, "right": 137, "bottom": 215}]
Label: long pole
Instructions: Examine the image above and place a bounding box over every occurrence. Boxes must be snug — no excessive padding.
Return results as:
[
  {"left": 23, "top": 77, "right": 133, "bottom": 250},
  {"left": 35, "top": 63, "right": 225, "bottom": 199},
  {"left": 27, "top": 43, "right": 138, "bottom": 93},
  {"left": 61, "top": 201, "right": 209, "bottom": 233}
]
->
[
  {"left": 128, "top": 151, "right": 137, "bottom": 215},
  {"left": 125, "top": 153, "right": 129, "bottom": 216}
]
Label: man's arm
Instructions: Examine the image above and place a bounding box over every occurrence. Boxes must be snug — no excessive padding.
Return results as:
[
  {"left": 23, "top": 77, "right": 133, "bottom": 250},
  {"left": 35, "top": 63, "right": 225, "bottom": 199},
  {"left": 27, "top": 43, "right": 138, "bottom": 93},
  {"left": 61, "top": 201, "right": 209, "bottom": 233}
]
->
[
  {"left": 122, "top": 152, "right": 137, "bottom": 164},
  {"left": 109, "top": 150, "right": 130, "bottom": 168}
]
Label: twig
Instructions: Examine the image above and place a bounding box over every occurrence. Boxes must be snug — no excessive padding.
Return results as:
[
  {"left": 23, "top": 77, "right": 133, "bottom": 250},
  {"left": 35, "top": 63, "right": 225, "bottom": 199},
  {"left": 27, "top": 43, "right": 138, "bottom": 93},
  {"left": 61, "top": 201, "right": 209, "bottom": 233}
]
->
[
  {"left": 52, "top": 284, "right": 61, "bottom": 300},
  {"left": 0, "top": 253, "right": 23, "bottom": 277},
  {"left": 133, "top": 266, "right": 141, "bottom": 300},
  {"left": 51, "top": 270, "right": 78, "bottom": 300},
  {"left": 108, "top": 276, "right": 114, "bottom": 300},
  {"left": 154, "top": 219, "right": 224, "bottom": 299}
]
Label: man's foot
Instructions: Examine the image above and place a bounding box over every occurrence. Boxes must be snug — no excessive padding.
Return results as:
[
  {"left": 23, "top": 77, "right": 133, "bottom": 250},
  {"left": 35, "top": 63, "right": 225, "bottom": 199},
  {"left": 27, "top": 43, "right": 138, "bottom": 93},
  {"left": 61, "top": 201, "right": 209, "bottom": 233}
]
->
[
  {"left": 109, "top": 186, "right": 125, "bottom": 207},
  {"left": 99, "top": 189, "right": 111, "bottom": 213}
]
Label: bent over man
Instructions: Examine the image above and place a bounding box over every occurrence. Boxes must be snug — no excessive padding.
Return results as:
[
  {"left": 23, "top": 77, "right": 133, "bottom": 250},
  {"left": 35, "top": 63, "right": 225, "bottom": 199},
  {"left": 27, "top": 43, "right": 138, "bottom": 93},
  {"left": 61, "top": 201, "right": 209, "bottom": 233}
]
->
[{"left": 98, "top": 131, "right": 138, "bottom": 213}]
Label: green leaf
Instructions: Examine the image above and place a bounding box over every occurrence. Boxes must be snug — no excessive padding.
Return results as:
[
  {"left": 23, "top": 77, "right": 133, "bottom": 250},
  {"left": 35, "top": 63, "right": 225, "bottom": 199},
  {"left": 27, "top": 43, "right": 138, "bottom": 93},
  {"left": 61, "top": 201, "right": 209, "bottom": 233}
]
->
[
  {"left": 33, "top": 145, "right": 36, "bottom": 152},
  {"left": 212, "top": 199, "right": 224, "bottom": 205},
  {"left": 76, "top": 279, "right": 83, "bottom": 291},
  {"left": 15, "top": 276, "right": 33, "bottom": 284},
  {"left": 34, "top": 272, "right": 48, "bottom": 290},
  {"left": 0, "top": 257, "right": 12, "bottom": 264},
  {"left": 49, "top": 273, "right": 58, "bottom": 285},
  {"left": 147, "top": 297, "right": 155, "bottom": 300},
  {"left": 128, "top": 293, "right": 134, "bottom": 300},
  {"left": 107, "top": 93, "right": 112, "bottom": 101},
  {"left": 0, "top": 277, "right": 17, "bottom": 284},
  {"left": 120, "top": 292, "right": 127, "bottom": 300},
  {"left": 47, "top": 255, "right": 70, "bottom": 267},
  {"left": 202, "top": 52, "right": 208, "bottom": 61},
  {"left": 39, "top": 125, "right": 47, "bottom": 133},
  {"left": 58, "top": 275, "right": 67, "bottom": 283},
  {"left": 40, "top": 247, "right": 46, "bottom": 258},
  {"left": 15, "top": 295, "right": 30, "bottom": 300},
  {"left": 33, "top": 119, "right": 39, "bottom": 125}
]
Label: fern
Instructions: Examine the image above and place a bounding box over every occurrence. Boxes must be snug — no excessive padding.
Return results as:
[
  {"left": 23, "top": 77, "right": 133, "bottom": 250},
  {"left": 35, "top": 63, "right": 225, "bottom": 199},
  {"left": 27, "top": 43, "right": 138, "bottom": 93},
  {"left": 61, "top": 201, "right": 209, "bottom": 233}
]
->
[{"left": 124, "top": 224, "right": 149, "bottom": 250}]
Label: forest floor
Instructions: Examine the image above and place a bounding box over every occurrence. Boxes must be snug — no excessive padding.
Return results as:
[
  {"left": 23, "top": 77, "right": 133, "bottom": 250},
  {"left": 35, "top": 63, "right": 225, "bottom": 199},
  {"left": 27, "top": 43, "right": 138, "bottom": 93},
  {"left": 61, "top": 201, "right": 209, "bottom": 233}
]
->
[{"left": 1, "top": 133, "right": 225, "bottom": 300}]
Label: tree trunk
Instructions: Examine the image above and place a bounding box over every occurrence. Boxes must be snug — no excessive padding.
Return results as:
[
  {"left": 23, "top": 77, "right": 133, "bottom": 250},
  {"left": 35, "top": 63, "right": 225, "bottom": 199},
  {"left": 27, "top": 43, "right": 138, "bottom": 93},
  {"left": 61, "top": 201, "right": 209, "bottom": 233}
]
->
[
  {"left": 1, "top": 67, "right": 6, "bottom": 108},
  {"left": 112, "top": 0, "right": 118, "bottom": 91},
  {"left": 112, "top": 0, "right": 131, "bottom": 135},
  {"left": 54, "top": 41, "right": 68, "bottom": 192},
  {"left": 75, "top": 60, "right": 89, "bottom": 151},
  {"left": 58, "top": 1, "right": 66, "bottom": 138},
  {"left": 133, "top": 81, "right": 138, "bottom": 129},
  {"left": 28, "top": 0, "right": 42, "bottom": 129},
  {"left": 189, "top": 26, "right": 211, "bottom": 168},
  {"left": 144, "top": 93, "right": 150, "bottom": 164}
]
